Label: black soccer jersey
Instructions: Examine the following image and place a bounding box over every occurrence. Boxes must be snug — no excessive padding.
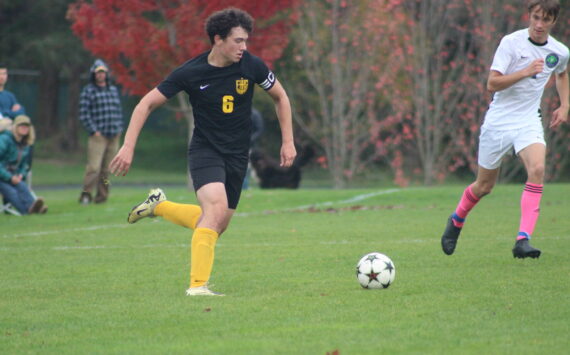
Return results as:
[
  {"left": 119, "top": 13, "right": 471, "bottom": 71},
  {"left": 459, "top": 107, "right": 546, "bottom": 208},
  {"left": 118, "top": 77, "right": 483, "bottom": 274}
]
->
[{"left": 157, "top": 51, "right": 276, "bottom": 154}]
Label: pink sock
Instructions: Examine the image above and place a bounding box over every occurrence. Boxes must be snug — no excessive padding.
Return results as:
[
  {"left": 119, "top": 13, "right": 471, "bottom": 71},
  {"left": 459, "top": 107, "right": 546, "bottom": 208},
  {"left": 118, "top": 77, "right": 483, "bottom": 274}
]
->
[
  {"left": 517, "top": 183, "right": 543, "bottom": 240},
  {"left": 452, "top": 184, "right": 480, "bottom": 227}
]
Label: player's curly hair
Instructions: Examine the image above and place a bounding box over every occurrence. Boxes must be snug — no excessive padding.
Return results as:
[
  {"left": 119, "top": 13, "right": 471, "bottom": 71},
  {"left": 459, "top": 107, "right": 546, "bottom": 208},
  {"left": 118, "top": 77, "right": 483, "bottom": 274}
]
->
[
  {"left": 205, "top": 8, "right": 254, "bottom": 44},
  {"left": 528, "top": 0, "right": 561, "bottom": 21}
]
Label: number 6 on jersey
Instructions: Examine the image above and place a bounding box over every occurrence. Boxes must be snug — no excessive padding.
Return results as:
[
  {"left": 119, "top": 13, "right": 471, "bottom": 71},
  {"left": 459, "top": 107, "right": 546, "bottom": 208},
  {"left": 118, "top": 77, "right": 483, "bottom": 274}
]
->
[{"left": 222, "top": 95, "right": 234, "bottom": 113}]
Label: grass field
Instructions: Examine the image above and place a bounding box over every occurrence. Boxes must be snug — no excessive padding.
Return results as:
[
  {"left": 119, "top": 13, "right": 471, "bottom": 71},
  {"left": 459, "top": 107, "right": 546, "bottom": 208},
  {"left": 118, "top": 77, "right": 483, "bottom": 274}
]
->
[{"left": 1, "top": 184, "right": 569, "bottom": 354}]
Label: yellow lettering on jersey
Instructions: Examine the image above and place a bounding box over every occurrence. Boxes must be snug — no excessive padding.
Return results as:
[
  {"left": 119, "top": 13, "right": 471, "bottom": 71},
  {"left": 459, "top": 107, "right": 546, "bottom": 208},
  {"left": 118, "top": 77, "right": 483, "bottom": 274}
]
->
[
  {"left": 236, "top": 78, "right": 249, "bottom": 95},
  {"left": 222, "top": 95, "right": 234, "bottom": 113}
]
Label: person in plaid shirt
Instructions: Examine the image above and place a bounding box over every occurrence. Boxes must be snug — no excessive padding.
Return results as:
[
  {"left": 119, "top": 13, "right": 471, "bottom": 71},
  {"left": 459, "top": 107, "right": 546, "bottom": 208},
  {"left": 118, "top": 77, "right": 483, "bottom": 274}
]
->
[{"left": 78, "top": 59, "right": 124, "bottom": 204}]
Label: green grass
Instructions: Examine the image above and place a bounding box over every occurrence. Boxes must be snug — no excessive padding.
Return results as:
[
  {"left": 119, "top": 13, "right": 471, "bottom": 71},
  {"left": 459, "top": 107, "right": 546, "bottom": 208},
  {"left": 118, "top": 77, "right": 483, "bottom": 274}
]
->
[
  {"left": 31, "top": 130, "right": 189, "bottom": 186},
  {"left": 29, "top": 129, "right": 396, "bottom": 188},
  {"left": 1, "top": 184, "right": 569, "bottom": 354}
]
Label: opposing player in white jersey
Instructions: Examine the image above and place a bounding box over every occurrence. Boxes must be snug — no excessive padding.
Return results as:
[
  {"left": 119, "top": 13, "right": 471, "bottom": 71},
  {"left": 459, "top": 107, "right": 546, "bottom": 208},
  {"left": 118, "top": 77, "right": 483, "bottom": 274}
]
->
[{"left": 441, "top": 0, "right": 569, "bottom": 258}]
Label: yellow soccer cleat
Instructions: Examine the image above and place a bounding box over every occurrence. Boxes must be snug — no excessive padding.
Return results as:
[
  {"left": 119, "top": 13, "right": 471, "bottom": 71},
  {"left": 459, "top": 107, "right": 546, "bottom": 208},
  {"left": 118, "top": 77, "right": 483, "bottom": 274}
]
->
[{"left": 127, "top": 188, "right": 166, "bottom": 224}]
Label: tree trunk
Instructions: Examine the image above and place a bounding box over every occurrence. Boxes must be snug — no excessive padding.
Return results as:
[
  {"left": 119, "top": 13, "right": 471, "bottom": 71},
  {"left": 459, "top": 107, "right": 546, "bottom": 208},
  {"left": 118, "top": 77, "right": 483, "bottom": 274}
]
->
[
  {"left": 292, "top": 0, "right": 406, "bottom": 188},
  {"left": 176, "top": 93, "right": 194, "bottom": 190},
  {"left": 61, "top": 66, "right": 83, "bottom": 151},
  {"left": 36, "top": 68, "right": 60, "bottom": 137}
]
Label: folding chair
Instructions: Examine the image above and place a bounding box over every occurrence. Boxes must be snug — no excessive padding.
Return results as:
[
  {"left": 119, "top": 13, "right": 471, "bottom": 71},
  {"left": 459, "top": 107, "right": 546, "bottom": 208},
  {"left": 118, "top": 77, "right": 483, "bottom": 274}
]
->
[
  {"left": 26, "top": 170, "right": 37, "bottom": 199},
  {"left": 1, "top": 193, "right": 22, "bottom": 216}
]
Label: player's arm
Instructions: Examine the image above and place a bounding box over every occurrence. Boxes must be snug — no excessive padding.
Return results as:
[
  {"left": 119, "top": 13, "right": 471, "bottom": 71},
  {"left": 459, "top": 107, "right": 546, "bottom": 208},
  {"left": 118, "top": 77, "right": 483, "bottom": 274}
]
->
[
  {"left": 266, "top": 79, "right": 296, "bottom": 167},
  {"left": 550, "top": 70, "right": 569, "bottom": 128},
  {"left": 109, "top": 88, "right": 168, "bottom": 176},
  {"left": 487, "top": 59, "right": 544, "bottom": 92}
]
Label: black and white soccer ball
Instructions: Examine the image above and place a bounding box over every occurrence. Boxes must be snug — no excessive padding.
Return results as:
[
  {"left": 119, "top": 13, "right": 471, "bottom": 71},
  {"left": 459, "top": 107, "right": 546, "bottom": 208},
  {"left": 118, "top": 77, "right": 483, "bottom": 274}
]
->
[{"left": 356, "top": 252, "right": 396, "bottom": 289}]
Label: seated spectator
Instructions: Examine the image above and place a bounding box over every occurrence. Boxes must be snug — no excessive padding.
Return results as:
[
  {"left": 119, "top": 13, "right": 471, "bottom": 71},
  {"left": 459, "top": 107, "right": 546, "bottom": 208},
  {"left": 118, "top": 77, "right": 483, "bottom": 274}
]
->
[
  {"left": 0, "top": 63, "right": 26, "bottom": 130},
  {"left": 0, "top": 115, "right": 47, "bottom": 215}
]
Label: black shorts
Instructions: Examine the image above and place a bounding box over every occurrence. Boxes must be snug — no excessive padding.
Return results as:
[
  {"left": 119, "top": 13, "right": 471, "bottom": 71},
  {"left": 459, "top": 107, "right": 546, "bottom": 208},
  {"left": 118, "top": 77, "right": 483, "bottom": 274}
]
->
[{"left": 188, "top": 140, "right": 248, "bottom": 209}]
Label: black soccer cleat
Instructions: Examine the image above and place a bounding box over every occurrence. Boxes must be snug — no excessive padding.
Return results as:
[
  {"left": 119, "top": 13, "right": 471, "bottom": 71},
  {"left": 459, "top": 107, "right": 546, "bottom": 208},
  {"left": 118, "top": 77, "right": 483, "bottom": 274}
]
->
[
  {"left": 441, "top": 215, "right": 462, "bottom": 255},
  {"left": 512, "top": 238, "right": 541, "bottom": 259}
]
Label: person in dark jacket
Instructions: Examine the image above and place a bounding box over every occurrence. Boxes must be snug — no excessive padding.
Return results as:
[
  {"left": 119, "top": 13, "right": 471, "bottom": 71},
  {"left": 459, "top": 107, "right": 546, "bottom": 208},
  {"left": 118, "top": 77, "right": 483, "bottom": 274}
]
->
[{"left": 0, "top": 63, "right": 26, "bottom": 131}]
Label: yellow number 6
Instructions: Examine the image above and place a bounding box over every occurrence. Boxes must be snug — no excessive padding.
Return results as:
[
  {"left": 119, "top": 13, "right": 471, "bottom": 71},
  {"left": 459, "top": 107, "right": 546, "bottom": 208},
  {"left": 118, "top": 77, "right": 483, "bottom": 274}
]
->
[{"left": 222, "top": 95, "right": 234, "bottom": 113}]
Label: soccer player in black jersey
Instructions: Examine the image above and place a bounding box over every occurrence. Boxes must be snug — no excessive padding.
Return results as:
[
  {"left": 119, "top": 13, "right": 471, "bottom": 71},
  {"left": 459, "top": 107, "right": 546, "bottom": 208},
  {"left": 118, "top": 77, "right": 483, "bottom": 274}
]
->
[{"left": 109, "top": 8, "right": 296, "bottom": 296}]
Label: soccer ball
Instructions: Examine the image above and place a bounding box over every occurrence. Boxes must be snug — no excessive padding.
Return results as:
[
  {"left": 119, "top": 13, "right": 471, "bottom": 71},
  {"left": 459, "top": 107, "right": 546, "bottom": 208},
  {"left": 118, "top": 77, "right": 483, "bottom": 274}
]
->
[{"left": 356, "top": 252, "right": 396, "bottom": 289}]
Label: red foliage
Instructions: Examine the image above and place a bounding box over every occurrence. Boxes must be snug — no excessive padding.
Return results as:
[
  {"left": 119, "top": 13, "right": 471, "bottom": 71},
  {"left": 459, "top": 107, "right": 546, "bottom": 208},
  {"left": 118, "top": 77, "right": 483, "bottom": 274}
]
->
[
  {"left": 387, "top": 0, "right": 570, "bottom": 184},
  {"left": 287, "top": 0, "right": 411, "bottom": 187},
  {"left": 68, "top": 0, "right": 298, "bottom": 96}
]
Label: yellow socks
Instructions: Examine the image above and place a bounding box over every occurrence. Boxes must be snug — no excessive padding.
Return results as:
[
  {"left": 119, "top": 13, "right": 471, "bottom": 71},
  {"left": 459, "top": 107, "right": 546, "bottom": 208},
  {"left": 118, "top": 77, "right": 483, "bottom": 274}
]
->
[
  {"left": 190, "top": 228, "right": 219, "bottom": 288},
  {"left": 153, "top": 201, "right": 216, "bottom": 288},
  {"left": 154, "top": 201, "right": 202, "bottom": 229}
]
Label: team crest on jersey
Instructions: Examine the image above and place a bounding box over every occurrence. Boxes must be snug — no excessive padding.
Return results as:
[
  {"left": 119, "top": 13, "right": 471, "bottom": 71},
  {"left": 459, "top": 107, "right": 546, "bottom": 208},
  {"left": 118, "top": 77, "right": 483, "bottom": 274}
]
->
[
  {"left": 545, "top": 53, "right": 559, "bottom": 68},
  {"left": 236, "top": 78, "right": 249, "bottom": 95}
]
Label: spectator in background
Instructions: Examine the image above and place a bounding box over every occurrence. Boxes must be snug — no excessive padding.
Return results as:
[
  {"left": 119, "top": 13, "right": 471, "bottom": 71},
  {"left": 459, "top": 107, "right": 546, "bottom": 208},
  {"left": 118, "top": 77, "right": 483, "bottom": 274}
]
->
[
  {"left": 0, "top": 115, "right": 47, "bottom": 215},
  {"left": 0, "top": 63, "right": 26, "bottom": 131},
  {"left": 78, "top": 59, "right": 124, "bottom": 205},
  {"left": 243, "top": 108, "right": 264, "bottom": 189}
]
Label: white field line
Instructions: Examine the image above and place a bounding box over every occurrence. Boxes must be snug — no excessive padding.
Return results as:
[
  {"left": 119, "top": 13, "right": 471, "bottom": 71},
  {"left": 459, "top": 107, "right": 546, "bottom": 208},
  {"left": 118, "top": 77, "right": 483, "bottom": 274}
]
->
[
  {"left": 0, "top": 235, "right": 567, "bottom": 253},
  {"left": 234, "top": 188, "right": 402, "bottom": 217},
  {"left": 1, "top": 224, "right": 130, "bottom": 239},
  {"left": 1, "top": 188, "right": 403, "bottom": 240}
]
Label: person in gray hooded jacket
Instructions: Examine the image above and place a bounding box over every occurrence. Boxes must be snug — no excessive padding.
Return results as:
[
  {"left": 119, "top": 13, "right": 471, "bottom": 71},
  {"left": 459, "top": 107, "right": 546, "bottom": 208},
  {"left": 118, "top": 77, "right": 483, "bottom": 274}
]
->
[{"left": 78, "top": 59, "right": 124, "bottom": 204}]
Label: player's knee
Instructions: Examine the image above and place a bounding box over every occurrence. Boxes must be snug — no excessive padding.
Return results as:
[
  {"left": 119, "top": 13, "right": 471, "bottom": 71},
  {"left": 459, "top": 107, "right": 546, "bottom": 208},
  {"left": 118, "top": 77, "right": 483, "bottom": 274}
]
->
[
  {"left": 527, "top": 163, "right": 545, "bottom": 181},
  {"left": 213, "top": 200, "right": 229, "bottom": 216},
  {"left": 200, "top": 203, "right": 228, "bottom": 231},
  {"left": 199, "top": 216, "right": 224, "bottom": 233}
]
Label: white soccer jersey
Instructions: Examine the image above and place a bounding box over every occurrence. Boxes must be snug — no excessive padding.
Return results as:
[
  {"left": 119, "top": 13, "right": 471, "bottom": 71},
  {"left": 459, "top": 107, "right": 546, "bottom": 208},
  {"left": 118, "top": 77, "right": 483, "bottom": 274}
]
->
[{"left": 483, "top": 28, "right": 569, "bottom": 130}]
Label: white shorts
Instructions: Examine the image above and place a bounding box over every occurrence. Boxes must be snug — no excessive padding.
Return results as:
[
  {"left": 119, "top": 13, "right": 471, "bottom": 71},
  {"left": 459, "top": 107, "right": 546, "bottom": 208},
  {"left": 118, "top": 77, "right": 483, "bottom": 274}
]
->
[{"left": 477, "top": 124, "right": 546, "bottom": 169}]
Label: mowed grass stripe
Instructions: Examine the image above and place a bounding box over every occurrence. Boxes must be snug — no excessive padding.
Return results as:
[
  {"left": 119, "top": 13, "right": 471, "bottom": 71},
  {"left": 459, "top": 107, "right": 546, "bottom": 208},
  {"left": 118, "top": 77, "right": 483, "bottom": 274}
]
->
[
  {"left": 1, "top": 184, "right": 569, "bottom": 354},
  {"left": 1, "top": 188, "right": 403, "bottom": 239}
]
